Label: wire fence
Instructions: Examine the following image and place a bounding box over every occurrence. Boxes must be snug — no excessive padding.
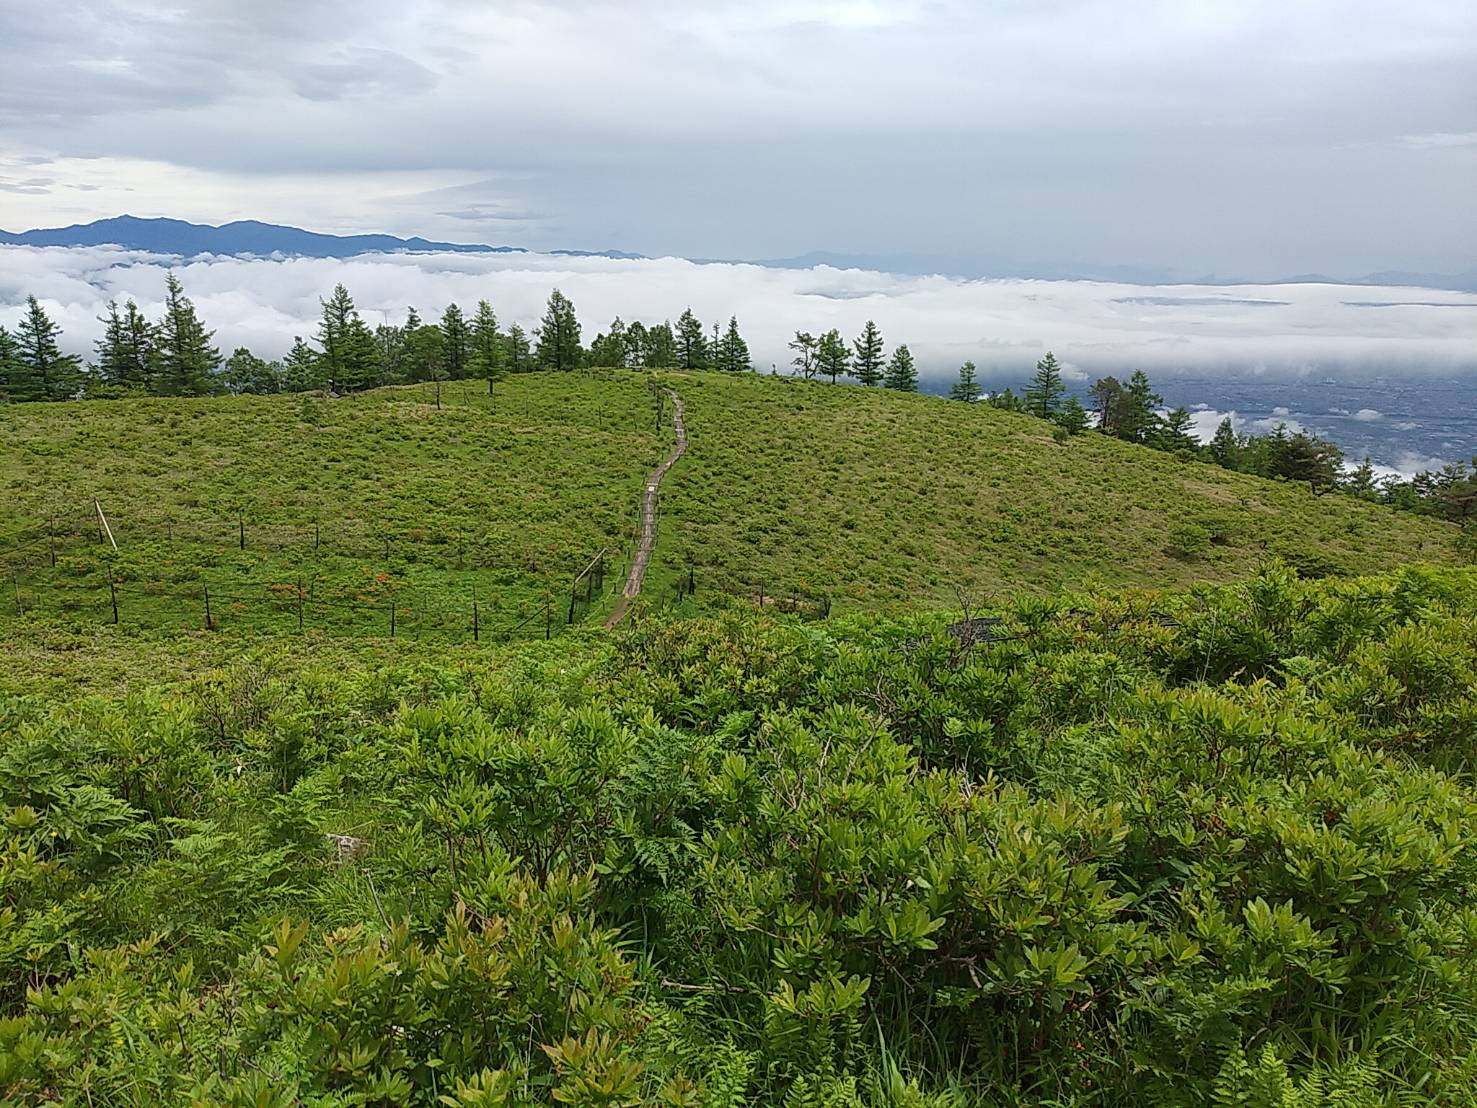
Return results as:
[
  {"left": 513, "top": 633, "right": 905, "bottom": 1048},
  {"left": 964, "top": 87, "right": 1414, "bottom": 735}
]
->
[{"left": 1, "top": 501, "right": 634, "bottom": 642}]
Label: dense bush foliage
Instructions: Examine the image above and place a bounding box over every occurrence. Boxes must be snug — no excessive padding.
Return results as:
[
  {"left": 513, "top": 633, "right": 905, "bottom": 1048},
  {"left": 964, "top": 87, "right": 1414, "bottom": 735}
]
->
[{"left": 4, "top": 563, "right": 1476, "bottom": 1104}]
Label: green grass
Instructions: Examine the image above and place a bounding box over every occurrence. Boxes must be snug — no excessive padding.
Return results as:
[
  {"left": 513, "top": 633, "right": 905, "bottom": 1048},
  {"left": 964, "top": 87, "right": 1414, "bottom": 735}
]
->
[
  {"left": 647, "top": 371, "right": 1460, "bottom": 608},
  {"left": 0, "top": 374, "right": 669, "bottom": 638},
  {"left": 1, "top": 370, "right": 1460, "bottom": 646}
]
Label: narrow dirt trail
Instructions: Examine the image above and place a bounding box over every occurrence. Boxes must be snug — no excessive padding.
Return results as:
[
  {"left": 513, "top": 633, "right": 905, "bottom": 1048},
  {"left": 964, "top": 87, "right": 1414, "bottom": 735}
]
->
[{"left": 606, "top": 389, "right": 686, "bottom": 627}]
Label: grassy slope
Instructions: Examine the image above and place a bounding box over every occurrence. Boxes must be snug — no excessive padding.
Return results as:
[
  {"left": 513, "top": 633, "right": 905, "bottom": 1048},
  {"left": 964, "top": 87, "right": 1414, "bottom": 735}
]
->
[
  {"left": 649, "top": 371, "right": 1459, "bottom": 607},
  {"left": 1, "top": 370, "right": 1459, "bottom": 644},
  {"left": 0, "top": 375, "right": 667, "bottom": 637}
]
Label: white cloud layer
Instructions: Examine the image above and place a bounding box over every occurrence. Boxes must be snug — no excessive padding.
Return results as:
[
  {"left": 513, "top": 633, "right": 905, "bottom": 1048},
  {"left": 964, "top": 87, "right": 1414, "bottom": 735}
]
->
[{"left": 3, "top": 246, "right": 1476, "bottom": 385}]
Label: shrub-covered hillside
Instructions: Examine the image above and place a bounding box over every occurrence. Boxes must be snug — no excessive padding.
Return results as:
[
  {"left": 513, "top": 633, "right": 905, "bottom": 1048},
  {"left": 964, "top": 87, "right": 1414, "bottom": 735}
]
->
[
  {"left": 651, "top": 372, "right": 1460, "bottom": 605},
  {"left": 5, "top": 564, "right": 1477, "bottom": 1105}
]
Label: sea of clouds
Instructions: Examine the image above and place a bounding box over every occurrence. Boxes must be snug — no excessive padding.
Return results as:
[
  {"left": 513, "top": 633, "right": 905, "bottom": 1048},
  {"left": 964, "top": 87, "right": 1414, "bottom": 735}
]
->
[{"left": 4, "top": 245, "right": 1476, "bottom": 386}]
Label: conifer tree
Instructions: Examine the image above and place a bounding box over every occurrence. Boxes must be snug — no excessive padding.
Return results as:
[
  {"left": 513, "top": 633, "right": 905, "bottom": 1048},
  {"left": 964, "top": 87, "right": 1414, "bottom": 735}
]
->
[
  {"left": 645, "top": 322, "right": 677, "bottom": 369},
  {"left": 816, "top": 329, "right": 850, "bottom": 383},
  {"left": 0, "top": 325, "right": 19, "bottom": 400},
  {"left": 1122, "top": 369, "right": 1163, "bottom": 443},
  {"left": 14, "top": 295, "right": 83, "bottom": 401},
  {"left": 534, "top": 289, "right": 582, "bottom": 371},
  {"left": 470, "top": 300, "right": 501, "bottom": 389},
  {"left": 589, "top": 317, "right": 629, "bottom": 367},
  {"left": 949, "top": 360, "right": 981, "bottom": 401},
  {"left": 675, "top": 308, "right": 708, "bottom": 369},
  {"left": 1024, "top": 351, "right": 1065, "bottom": 420},
  {"left": 1153, "top": 406, "right": 1198, "bottom": 452},
  {"left": 789, "top": 331, "right": 818, "bottom": 378},
  {"left": 1209, "top": 417, "right": 1239, "bottom": 468},
  {"left": 315, "top": 284, "right": 377, "bottom": 392},
  {"left": 883, "top": 344, "right": 918, "bottom": 391},
  {"left": 717, "top": 316, "right": 751, "bottom": 372},
  {"left": 281, "top": 336, "right": 323, "bottom": 392},
  {"left": 852, "top": 320, "right": 884, "bottom": 385},
  {"left": 94, "top": 299, "right": 154, "bottom": 391},
  {"left": 504, "top": 323, "right": 528, "bottom": 372},
  {"left": 150, "top": 274, "right": 221, "bottom": 396},
  {"left": 440, "top": 303, "right": 471, "bottom": 379},
  {"left": 1056, "top": 395, "right": 1090, "bottom": 435}
]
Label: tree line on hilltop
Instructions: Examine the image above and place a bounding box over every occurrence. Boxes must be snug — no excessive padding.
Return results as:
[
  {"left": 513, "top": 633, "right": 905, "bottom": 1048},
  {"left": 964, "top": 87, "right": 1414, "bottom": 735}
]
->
[{"left": 3, "top": 274, "right": 1471, "bottom": 526}]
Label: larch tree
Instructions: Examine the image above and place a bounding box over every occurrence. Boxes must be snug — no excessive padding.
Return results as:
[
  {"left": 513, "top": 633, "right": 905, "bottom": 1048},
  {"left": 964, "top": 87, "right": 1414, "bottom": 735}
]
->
[
  {"left": 470, "top": 300, "right": 502, "bottom": 390},
  {"left": 1209, "top": 417, "right": 1239, "bottom": 468},
  {"left": 506, "top": 323, "right": 531, "bottom": 372},
  {"left": 1024, "top": 351, "right": 1066, "bottom": 420},
  {"left": 816, "top": 329, "right": 850, "bottom": 383},
  {"left": 717, "top": 316, "right": 751, "bottom": 372},
  {"left": 151, "top": 274, "right": 221, "bottom": 396},
  {"left": 675, "top": 308, "right": 708, "bottom": 369},
  {"left": 440, "top": 303, "right": 471, "bottom": 380},
  {"left": 280, "top": 336, "right": 322, "bottom": 392},
  {"left": 14, "top": 295, "right": 83, "bottom": 401},
  {"left": 315, "top": 284, "right": 378, "bottom": 392},
  {"left": 534, "top": 288, "right": 582, "bottom": 371},
  {"left": 94, "top": 299, "right": 154, "bottom": 391},
  {"left": 883, "top": 344, "right": 918, "bottom": 391},
  {"left": 789, "top": 331, "right": 818, "bottom": 378},
  {"left": 1056, "top": 395, "right": 1090, "bottom": 435},
  {"left": 0, "top": 325, "right": 20, "bottom": 400},
  {"left": 949, "top": 360, "right": 981, "bottom": 401},
  {"left": 852, "top": 320, "right": 884, "bottom": 385}
]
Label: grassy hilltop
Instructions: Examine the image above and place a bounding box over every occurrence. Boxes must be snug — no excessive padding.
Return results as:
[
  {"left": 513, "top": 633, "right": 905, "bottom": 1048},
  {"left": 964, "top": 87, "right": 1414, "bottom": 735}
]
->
[
  {"left": 0, "top": 371, "right": 1459, "bottom": 644},
  {"left": 648, "top": 370, "right": 1456, "bottom": 605}
]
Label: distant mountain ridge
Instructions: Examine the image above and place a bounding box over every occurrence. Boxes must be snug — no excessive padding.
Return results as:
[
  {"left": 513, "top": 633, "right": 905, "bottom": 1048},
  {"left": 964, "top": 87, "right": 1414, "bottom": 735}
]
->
[
  {"left": 0, "top": 215, "right": 642, "bottom": 262},
  {"left": 1, "top": 215, "right": 1472, "bottom": 291}
]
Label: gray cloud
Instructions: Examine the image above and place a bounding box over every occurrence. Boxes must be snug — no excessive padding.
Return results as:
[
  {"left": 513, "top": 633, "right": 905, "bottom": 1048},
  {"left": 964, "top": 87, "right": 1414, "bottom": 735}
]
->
[{"left": 0, "top": 1, "right": 1474, "bottom": 275}]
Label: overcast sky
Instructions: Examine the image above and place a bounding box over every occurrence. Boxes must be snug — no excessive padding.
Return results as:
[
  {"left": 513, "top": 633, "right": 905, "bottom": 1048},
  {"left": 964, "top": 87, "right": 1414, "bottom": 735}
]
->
[{"left": 1, "top": 1, "right": 1475, "bottom": 278}]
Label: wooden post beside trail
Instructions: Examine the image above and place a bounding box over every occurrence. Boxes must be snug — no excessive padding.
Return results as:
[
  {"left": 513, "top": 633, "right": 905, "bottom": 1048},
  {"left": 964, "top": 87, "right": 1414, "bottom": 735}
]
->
[
  {"left": 204, "top": 585, "right": 213, "bottom": 630},
  {"left": 472, "top": 600, "right": 479, "bottom": 642},
  {"left": 108, "top": 571, "right": 119, "bottom": 625},
  {"left": 314, "top": 522, "right": 320, "bottom": 551},
  {"left": 568, "top": 589, "right": 577, "bottom": 625},
  {"left": 238, "top": 512, "right": 245, "bottom": 550}
]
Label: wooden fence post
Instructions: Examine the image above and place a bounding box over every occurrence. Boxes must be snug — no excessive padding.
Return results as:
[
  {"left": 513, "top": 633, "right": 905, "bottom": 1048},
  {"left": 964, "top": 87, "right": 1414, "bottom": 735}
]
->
[
  {"left": 109, "top": 571, "right": 119, "bottom": 625},
  {"left": 238, "top": 512, "right": 245, "bottom": 550},
  {"left": 204, "top": 585, "right": 213, "bottom": 630}
]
